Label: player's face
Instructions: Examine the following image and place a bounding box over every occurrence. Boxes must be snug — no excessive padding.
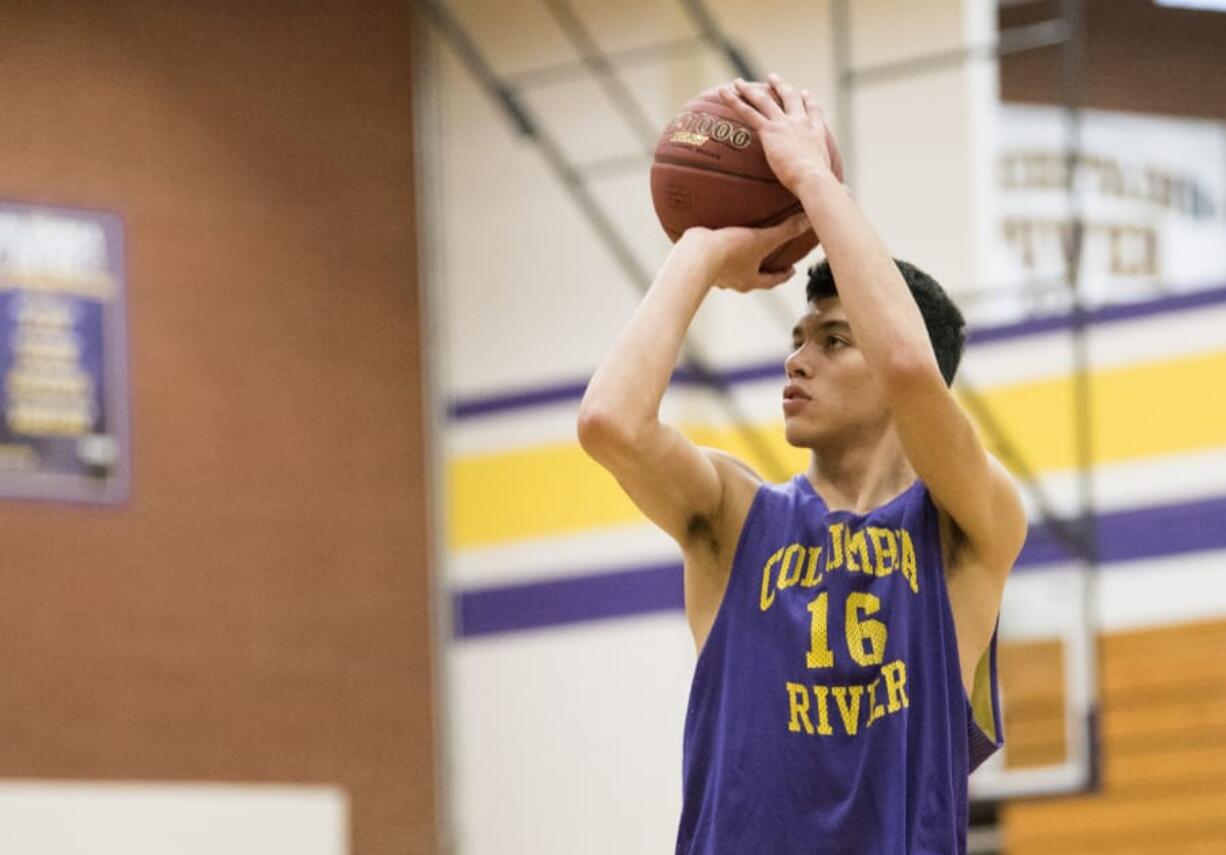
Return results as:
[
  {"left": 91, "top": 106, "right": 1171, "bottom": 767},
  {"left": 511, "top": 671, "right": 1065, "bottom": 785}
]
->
[{"left": 782, "top": 297, "right": 891, "bottom": 449}]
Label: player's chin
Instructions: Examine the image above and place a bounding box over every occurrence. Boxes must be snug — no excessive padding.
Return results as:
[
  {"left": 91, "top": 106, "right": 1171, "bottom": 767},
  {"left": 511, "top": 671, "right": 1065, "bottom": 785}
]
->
[{"left": 783, "top": 418, "right": 820, "bottom": 449}]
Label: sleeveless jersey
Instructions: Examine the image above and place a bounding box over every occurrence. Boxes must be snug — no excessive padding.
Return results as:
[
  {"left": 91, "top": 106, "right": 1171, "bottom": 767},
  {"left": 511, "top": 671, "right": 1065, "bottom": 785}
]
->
[{"left": 676, "top": 474, "right": 1004, "bottom": 855}]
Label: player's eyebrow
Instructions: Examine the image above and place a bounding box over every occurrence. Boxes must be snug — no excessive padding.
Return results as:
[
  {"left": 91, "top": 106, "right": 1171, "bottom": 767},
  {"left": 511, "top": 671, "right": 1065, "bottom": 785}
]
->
[{"left": 794, "top": 319, "right": 852, "bottom": 337}]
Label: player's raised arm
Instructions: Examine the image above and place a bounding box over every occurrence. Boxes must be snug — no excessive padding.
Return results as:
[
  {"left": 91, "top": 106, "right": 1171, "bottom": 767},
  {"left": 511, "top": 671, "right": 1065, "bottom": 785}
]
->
[
  {"left": 720, "top": 75, "right": 1027, "bottom": 573},
  {"left": 577, "top": 216, "right": 808, "bottom": 545}
]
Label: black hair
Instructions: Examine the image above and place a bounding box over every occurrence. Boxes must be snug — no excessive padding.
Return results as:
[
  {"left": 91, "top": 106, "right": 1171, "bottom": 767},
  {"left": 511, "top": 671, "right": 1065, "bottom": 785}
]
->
[{"left": 805, "top": 259, "right": 966, "bottom": 386}]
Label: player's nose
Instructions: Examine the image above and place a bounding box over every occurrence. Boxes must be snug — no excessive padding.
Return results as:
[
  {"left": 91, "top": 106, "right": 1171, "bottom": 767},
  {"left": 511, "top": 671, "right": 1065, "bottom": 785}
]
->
[{"left": 785, "top": 345, "right": 812, "bottom": 379}]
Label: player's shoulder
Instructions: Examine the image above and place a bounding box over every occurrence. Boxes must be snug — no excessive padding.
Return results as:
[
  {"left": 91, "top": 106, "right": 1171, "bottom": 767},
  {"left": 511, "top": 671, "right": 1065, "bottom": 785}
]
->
[
  {"left": 700, "top": 446, "right": 765, "bottom": 486},
  {"left": 693, "top": 447, "right": 765, "bottom": 536},
  {"left": 676, "top": 446, "right": 769, "bottom": 559}
]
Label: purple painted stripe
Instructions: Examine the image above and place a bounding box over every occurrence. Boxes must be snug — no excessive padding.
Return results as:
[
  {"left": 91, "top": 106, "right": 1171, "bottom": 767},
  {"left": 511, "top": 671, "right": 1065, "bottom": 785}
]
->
[
  {"left": 449, "top": 282, "right": 1226, "bottom": 421},
  {"left": 966, "top": 283, "right": 1226, "bottom": 345},
  {"left": 448, "top": 361, "right": 784, "bottom": 419},
  {"left": 453, "top": 491, "right": 1226, "bottom": 638},
  {"left": 671, "top": 361, "right": 781, "bottom": 386},
  {"left": 450, "top": 379, "right": 592, "bottom": 420},
  {"left": 1097, "top": 492, "right": 1226, "bottom": 563},
  {"left": 456, "top": 560, "right": 684, "bottom": 638}
]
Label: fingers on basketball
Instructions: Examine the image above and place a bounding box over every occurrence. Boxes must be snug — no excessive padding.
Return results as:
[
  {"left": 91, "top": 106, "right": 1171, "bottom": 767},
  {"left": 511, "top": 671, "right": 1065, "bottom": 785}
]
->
[
  {"left": 753, "top": 215, "right": 808, "bottom": 281},
  {"left": 800, "top": 90, "right": 823, "bottom": 126},
  {"left": 756, "top": 212, "right": 808, "bottom": 248},
  {"left": 780, "top": 211, "right": 810, "bottom": 238},
  {"left": 718, "top": 85, "right": 757, "bottom": 127},
  {"left": 768, "top": 73, "right": 804, "bottom": 117},
  {"left": 826, "top": 127, "right": 846, "bottom": 184},
  {"left": 755, "top": 266, "right": 796, "bottom": 290},
  {"left": 800, "top": 88, "right": 844, "bottom": 183},
  {"left": 733, "top": 78, "right": 784, "bottom": 119}
]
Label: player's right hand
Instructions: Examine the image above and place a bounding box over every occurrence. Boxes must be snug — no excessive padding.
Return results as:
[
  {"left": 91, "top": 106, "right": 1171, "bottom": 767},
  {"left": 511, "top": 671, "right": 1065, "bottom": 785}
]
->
[{"left": 678, "top": 212, "right": 810, "bottom": 293}]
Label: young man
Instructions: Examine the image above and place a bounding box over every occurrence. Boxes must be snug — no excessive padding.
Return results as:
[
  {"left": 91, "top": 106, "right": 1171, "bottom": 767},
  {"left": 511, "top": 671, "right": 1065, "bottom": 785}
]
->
[{"left": 577, "top": 74, "right": 1027, "bottom": 853}]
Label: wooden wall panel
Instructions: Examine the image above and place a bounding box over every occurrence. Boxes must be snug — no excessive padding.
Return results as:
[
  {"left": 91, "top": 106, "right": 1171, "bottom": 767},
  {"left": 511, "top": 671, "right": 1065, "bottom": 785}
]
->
[
  {"left": 999, "top": 638, "right": 1069, "bottom": 769},
  {"left": 1003, "top": 619, "right": 1226, "bottom": 854},
  {"left": 0, "top": 4, "right": 435, "bottom": 855}
]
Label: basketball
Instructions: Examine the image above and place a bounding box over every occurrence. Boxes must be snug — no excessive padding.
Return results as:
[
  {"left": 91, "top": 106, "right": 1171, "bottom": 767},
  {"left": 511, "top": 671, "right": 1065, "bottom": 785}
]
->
[{"left": 651, "top": 82, "right": 822, "bottom": 271}]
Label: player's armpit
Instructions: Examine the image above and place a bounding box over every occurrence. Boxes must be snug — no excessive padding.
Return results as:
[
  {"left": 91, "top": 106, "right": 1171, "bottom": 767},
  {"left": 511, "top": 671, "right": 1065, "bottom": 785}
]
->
[
  {"left": 578, "top": 412, "right": 760, "bottom": 549},
  {"left": 884, "top": 365, "right": 1028, "bottom": 573}
]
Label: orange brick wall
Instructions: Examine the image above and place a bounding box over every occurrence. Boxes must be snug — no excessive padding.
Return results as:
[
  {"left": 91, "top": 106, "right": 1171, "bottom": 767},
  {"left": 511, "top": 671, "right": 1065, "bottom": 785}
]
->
[{"left": 0, "top": 4, "right": 436, "bottom": 854}]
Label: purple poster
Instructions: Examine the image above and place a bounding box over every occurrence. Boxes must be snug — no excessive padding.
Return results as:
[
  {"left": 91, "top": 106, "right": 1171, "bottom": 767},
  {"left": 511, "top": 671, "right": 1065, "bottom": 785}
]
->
[{"left": 0, "top": 202, "right": 128, "bottom": 503}]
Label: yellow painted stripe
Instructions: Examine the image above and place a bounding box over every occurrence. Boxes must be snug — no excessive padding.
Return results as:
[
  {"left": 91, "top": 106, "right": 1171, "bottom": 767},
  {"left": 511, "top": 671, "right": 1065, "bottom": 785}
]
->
[{"left": 448, "top": 350, "right": 1226, "bottom": 548}]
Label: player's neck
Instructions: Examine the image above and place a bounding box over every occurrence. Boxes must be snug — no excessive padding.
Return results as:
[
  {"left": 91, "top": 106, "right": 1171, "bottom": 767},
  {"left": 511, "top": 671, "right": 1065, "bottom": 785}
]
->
[{"left": 803, "top": 429, "right": 916, "bottom": 515}]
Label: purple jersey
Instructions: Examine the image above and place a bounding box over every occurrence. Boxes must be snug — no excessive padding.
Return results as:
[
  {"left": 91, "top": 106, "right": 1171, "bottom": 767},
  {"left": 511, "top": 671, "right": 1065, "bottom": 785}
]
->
[{"left": 676, "top": 474, "right": 1003, "bottom": 855}]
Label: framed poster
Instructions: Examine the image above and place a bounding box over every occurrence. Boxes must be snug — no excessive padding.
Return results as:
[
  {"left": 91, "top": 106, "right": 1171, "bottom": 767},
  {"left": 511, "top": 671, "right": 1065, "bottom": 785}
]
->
[
  {"left": 989, "top": 105, "right": 1226, "bottom": 319},
  {"left": 0, "top": 201, "right": 129, "bottom": 503}
]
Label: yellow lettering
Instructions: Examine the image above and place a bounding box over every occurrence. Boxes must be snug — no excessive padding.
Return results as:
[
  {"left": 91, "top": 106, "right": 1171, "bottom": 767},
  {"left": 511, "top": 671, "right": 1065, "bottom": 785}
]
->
[
  {"left": 760, "top": 547, "right": 784, "bottom": 611},
  {"left": 831, "top": 685, "right": 865, "bottom": 735},
  {"left": 793, "top": 674, "right": 901, "bottom": 738},
  {"left": 845, "top": 592, "right": 888, "bottom": 666},
  {"left": 866, "top": 678, "right": 885, "bottom": 726},
  {"left": 800, "top": 546, "right": 824, "bottom": 587},
  {"left": 844, "top": 528, "right": 871, "bottom": 574},
  {"left": 883, "top": 659, "right": 910, "bottom": 712},
  {"left": 900, "top": 530, "right": 919, "bottom": 594},
  {"left": 786, "top": 682, "right": 815, "bottom": 734},
  {"left": 777, "top": 543, "right": 804, "bottom": 589},
  {"left": 868, "top": 527, "right": 898, "bottom": 578},
  {"left": 812, "top": 684, "right": 834, "bottom": 735},
  {"left": 806, "top": 591, "right": 835, "bottom": 668},
  {"left": 827, "top": 523, "right": 845, "bottom": 569}
]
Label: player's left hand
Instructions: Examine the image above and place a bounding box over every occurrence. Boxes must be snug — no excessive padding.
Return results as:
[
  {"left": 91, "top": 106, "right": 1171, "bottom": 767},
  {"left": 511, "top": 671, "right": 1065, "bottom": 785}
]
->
[{"left": 719, "top": 73, "right": 845, "bottom": 193}]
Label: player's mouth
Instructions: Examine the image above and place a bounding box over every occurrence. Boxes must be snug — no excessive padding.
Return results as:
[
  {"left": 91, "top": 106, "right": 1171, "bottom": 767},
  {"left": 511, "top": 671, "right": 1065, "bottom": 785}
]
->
[{"left": 782, "top": 384, "right": 811, "bottom": 415}]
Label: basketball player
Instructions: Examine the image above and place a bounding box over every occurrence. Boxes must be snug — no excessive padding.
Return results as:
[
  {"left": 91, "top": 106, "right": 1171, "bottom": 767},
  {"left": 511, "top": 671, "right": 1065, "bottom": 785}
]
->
[{"left": 577, "top": 74, "right": 1027, "bottom": 854}]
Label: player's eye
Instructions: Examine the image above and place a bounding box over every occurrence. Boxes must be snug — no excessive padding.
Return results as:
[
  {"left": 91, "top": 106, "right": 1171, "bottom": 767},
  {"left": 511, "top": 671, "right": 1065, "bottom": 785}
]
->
[{"left": 826, "top": 336, "right": 846, "bottom": 348}]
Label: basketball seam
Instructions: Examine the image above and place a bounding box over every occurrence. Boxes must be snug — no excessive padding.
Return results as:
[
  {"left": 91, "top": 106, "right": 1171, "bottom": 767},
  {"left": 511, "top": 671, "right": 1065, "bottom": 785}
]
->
[{"left": 651, "top": 157, "right": 788, "bottom": 186}]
